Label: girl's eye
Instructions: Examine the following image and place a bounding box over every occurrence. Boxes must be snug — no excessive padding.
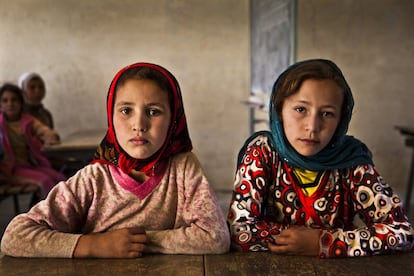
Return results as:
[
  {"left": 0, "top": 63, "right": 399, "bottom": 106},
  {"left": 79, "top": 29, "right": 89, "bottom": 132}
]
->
[
  {"left": 147, "top": 109, "right": 161, "bottom": 116},
  {"left": 295, "top": 107, "right": 306, "bottom": 113},
  {"left": 120, "top": 107, "right": 131, "bottom": 115},
  {"left": 321, "top": 111, "right": 335, "bottom": 118}
]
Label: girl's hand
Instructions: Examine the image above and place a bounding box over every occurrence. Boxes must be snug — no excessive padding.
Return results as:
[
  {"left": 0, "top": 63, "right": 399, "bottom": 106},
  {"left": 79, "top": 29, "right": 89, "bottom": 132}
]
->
[
  {"left": 74, "top": 227, "right": 147, "bottom": 258},
  {"left": 267, "top": 226, "right": 320, "bottom": 256},
  {"left": 43, "top": 133, "right": 60, "bottom": 146}
]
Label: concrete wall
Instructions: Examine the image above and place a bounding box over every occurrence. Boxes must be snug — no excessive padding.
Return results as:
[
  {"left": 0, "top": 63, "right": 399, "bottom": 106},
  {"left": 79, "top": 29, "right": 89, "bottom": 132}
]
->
[
  {"left": 297, "top": 0, "right": 414, "bottom": 197},
  {"left": 1, "top": 0, "right": 414, "bottom": 199},
  {"left": 0, "top": 0, "right": 250, "bottom": 191}
]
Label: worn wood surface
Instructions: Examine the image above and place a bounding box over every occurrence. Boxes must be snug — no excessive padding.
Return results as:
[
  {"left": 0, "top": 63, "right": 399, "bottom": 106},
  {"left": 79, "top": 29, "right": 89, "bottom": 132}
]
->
[
  {"left": 42, "top": 129, "right": 105, "bottom": 175},
  {"left": 1, "top": 251, "right": 413, "bottom": 275},
  {"left": 0, "top": 253, "right": 204, "bottom": 276},
  {"left": 204, "top": 251, "right": 414, "bottom": 276},
  {"left": 43, "top": 129, "right": 105, "bottom": 158}
]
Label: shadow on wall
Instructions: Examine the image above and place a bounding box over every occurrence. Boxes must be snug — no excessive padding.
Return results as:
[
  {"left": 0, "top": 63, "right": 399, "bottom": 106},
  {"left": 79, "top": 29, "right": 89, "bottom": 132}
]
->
[{"left": 216, "top": 190, "right": 232, "bottom": 216}]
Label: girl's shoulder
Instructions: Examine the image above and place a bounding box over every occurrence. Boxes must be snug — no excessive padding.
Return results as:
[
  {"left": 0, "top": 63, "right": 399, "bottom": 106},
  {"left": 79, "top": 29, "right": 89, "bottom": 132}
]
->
[
  {"left": 167, "top": 152, "right": 212, "bottom": 180},
  {"left": 169, "top": 151, "right": 200, "bottom": 167},
  {"left": 59, "top": 162, "right": 116, "bottom": 194},
  {"left": 67, "top": 162, "right": 113, "bottom": 182},
  {"left": 245, "top": 131, "right": 275, "bottom": 147},
  {"left": 235, "top": 131, "right": 278, "bottom": 166},
  {"left": 239, "top": 131, "right": 276, "bottom": 154},
  {"left": 335, "top": 163, "right": 382, "bottom": 188},
  {"left": 347, "top": 163, "right": 379, "bottom": 178}
]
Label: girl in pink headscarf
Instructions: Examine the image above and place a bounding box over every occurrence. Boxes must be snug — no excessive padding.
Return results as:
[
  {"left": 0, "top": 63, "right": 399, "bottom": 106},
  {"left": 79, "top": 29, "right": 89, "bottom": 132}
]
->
[
  {"left": 0, "top": 83, "right": 65, "bottom": 197},
  {"left": 1, "top": 62, "right": 230, "bottom": 258}
]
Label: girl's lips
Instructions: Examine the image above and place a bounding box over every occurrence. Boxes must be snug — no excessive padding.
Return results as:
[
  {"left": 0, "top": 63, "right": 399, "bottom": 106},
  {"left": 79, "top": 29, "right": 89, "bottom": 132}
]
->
[
  {"left": 130, "top": 137, "right": 148, "bottom": 145},
  {"left": 300, "top": 138, "right": 319, "bottom": 145}
]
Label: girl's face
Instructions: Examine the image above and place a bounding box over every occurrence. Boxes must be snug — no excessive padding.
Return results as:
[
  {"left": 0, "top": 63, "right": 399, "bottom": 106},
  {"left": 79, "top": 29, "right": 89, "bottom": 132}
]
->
[
  {"left": 113, "top": 79, "right": 171, "bottom": 160},
  {"left": 23, "top": 78, "right": 45, "bottom": 104},
  {"left": 281, "top": 79, "right": 343, "bottom": 157},
  {"left": 0, "top": 90, "right": 22, "bottom": 121}
]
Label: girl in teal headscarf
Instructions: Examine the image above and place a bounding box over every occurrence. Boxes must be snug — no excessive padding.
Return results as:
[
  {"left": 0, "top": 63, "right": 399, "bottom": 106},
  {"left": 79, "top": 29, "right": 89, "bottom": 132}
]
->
[
  {"left": 269, "top": 58, "right": 372, "bottom": 170},
  {"left": 227, "top": 59, "right": 414, "bottom": 258}
]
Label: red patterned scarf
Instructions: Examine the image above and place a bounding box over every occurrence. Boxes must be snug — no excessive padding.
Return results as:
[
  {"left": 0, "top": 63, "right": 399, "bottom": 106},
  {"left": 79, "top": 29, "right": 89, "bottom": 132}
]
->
[{"left": 92, "top": 62, "right": 192, "bottom": 177}]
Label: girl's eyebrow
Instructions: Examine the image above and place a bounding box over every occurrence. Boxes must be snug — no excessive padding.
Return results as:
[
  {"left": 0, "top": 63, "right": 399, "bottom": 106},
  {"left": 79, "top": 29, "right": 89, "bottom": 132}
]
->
[
  {"left": 115, "top": 101, "right": 134, "bottom": 106},
  {"left": 115, "top": 101, "right": 167, "bottom": 107},
  {"left": 294, "top": 99, "right": 339, "bottom": 109}
]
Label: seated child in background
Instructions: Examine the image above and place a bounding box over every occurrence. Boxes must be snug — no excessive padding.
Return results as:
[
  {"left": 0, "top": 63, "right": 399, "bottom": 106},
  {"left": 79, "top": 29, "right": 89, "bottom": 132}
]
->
[
  {"left": 18, "top": 72, "right": 72, "bottom": 173},
  {"left": 0, "top": 83, "right": 66, "bottom": 197},
  {"left": 1, "top": 62, "right": 230, "bottom": 258},
  {"left": 227, "top": 59, "right": 414, "bottom": 258},
  {"left": 18, "top": 72, "right": 54, "bottom": 129}
]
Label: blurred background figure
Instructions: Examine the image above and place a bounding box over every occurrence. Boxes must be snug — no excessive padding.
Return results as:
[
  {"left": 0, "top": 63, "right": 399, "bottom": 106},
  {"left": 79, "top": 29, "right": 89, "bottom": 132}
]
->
[
  {"left": 18, "top": 72, "right": 54, "bottom": 129},
  {"left": 0, "top": 83, "right": 66, "bottom": 198}
]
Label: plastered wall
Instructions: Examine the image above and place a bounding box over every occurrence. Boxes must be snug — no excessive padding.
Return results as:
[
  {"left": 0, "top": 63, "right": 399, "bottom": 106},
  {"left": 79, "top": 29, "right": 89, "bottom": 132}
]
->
[
  {"left": 1, "top": 0, "right": 414, "bottom": 200},
  {"left": 297, "top": 0, "right": 414, "bottom": 197},
  {"left": 0, "top": 0, "right": 250, "bottom": 191}
]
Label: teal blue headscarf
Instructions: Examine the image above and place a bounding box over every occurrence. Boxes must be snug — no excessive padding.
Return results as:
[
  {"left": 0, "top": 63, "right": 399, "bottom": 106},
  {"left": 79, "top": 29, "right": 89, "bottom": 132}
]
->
[{"left": 267, "top": 59, "right": 373, "bottom": 170}]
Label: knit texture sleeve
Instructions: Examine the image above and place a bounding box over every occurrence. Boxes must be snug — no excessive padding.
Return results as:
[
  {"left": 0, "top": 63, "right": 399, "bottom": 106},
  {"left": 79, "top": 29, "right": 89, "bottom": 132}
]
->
[
  {"left": 0, "top": 165, "right": 104, "bottom": 257},
  {"left": 145, "top": 152, "right": 230, "bottom": 254}
]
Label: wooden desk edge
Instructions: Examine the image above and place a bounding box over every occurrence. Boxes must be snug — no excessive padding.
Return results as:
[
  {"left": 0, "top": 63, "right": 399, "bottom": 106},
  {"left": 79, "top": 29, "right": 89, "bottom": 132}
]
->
[
  {"left": 395, "top": 125, "right": 414, "bottom": 136},
  {"left": 42, "top": 144, "right": 98, "bottom": 152}
]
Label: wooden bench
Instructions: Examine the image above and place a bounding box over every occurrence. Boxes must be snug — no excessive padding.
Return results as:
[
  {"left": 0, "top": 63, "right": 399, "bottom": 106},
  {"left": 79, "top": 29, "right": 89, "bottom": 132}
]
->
[{"left": 0, "top": 178, "right": 41, "bottom": 215}]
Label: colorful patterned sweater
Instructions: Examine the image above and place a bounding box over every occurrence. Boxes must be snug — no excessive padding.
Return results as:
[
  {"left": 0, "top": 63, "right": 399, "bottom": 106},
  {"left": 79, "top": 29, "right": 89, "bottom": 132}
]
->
[
  {"left": 1, "top": 152, "right": 230, "bottom": 257},
  {"left": 227, "top": 134, "right": 414, "bottom": 258}
]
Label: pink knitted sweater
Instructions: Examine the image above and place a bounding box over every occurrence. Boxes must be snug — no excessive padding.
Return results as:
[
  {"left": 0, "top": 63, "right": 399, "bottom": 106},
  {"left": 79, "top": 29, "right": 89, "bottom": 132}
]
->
[{"left": 1, "top": 152, "right": 230, "bottom": 257}]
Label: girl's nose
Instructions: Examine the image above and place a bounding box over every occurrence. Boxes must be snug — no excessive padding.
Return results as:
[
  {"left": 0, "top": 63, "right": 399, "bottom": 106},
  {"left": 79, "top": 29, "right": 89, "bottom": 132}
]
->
[
  {"left": 305, "top": 114, "right": 321, "bottom": 133},
  {"left": 133, "top": 113, "right": 149, "bottom": 133}
]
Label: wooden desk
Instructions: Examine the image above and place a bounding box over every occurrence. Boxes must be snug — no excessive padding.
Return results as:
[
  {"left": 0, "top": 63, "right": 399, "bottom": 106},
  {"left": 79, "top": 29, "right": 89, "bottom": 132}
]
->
[
  {"left": 204, "top": 251, "right": 414, "bottom": 275},
  {"left": 0, "top": 253, "right": 204, "bottom": 276},
  {"left": 395, "top": 126, "right": 414, "bottom": 213},
  {"left": 43, "top": 129, "right": 105, "bottom": 176},
  {"left": 1, "top": 251, "right": 413, "bottom": 275},
  {"left": 43, "top": 129, "right": 105, "bottom": 160}
]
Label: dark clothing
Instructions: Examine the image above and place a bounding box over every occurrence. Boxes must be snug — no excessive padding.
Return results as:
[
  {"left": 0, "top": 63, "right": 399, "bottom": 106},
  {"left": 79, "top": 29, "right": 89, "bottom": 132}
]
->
[{"left": 24, "top": 103, "right": 54, "bottom": 129}]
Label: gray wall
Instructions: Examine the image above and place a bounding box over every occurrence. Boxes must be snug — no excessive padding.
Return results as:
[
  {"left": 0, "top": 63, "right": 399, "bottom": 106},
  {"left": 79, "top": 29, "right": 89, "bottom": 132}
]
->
[
  {"left": 1, "top": 0, "right": 414, "bottom": 200},
  {"left": 0, "top": 0, "right": 250, "bottom": 192},
  {"left": 297, "top": 0, "right": 414, "bottom": 197}
]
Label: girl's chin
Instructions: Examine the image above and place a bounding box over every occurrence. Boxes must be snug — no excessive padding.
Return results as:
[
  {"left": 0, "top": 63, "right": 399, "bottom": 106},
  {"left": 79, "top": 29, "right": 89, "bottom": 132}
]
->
[
  {"left": 130, "top": 154, "right": 152, "bottom": 159},
  {"left": 128, "top": 150, "right": 154, "bottom": 160},
  {"left": 296, "top": 149, "right": 322, "bottom": 157}
]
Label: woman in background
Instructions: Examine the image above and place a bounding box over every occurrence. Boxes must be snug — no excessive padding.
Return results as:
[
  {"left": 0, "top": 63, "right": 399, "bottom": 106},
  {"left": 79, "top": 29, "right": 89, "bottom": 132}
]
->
[
  {"left": 18, "top": 72, "right": 54, "bottom": 129},
  {"left": 0, "top": 83, "right": 65, "bottom": 197}
]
